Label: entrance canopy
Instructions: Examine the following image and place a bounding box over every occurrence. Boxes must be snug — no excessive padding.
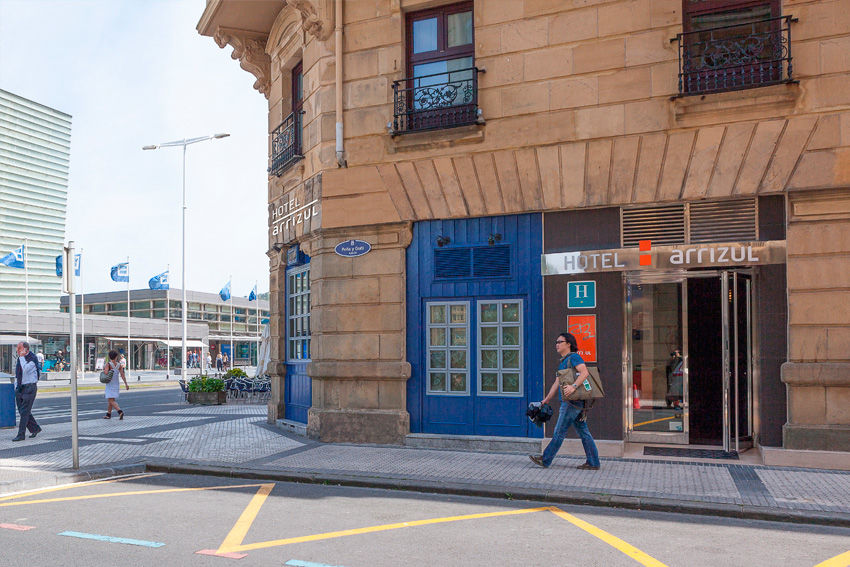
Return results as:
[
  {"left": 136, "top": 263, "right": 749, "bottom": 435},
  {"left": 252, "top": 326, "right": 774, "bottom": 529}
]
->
[
  {"left": 0, "top": 335, "right": 42, "bottom": 346},
  {"left": 158, "top": 339, "right": 207, "bottom": 348}
]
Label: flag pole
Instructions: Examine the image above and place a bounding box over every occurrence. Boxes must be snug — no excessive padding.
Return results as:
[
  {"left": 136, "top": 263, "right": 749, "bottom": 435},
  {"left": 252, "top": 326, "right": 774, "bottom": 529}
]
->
[
  {"left": 230, "top": 276, "right": 233, "bottom": 372},
  {"left": 166, "top": 264, "right": 170, "bottom": 380},
  {"left": 80, "top": 250, "right": 85, "bottom": 379},
  {"left": 127, "top": 256, "right": 132, "bottom": 381},
  {"left": 254, "top": 280, "right": 260, "bottom": 368},
  {"left": 24, "top": 239, "right": 29, "bottom": 342}
]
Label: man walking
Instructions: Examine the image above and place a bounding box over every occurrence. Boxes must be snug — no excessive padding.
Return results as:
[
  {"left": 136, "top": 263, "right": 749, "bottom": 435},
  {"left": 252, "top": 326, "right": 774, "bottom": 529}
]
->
[{"left": 13, "top": 341, "right": 41, "bottom": 441}]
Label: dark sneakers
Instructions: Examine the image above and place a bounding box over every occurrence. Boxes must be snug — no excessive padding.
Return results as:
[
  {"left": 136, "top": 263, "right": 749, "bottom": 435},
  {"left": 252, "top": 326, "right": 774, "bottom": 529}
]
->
[
  {"left": 12, "top": 435, "right": 25, "bottom": 442},
  {"left": 576, "top": 463, "right": 600, "bottom": 470},
  {"left": 30, "top": 427, "right": 42, "bottom": 438},
  {"left": 529, "top": 455, "right": 548, "bottom": 467}
]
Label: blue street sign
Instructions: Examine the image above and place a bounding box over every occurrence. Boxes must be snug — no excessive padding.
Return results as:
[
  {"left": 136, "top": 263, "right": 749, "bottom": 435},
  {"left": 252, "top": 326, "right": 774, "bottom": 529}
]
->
[
  {"left": 334, "top": 239, "right": 371, "bottom": 258},
  {"left": 568, "top": 280, "right": 596, "bottom": 309}
]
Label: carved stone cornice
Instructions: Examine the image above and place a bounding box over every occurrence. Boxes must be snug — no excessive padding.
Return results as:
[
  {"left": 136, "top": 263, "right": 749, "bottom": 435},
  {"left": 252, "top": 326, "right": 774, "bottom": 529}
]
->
[
  {"left": 214, "top": 27, "right": 272, "bottom": 99},
  {"left": 286, "top": 0, "right": 333, "bottom": 41}
]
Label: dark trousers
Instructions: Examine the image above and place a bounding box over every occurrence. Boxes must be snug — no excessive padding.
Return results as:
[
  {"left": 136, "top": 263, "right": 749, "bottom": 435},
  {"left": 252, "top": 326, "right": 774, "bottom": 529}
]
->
[{"left": 15, "top": 383, "right": 40, "bottom": 436}]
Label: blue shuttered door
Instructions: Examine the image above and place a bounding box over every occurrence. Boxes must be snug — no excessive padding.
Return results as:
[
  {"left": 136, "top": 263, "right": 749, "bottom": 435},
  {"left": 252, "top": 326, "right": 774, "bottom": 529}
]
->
[
  {"left": 406, "top": 214, "right": 544, "bottom": 437},
  {"left": 284, "top": 261, "right": 311, "bottom": 424}
]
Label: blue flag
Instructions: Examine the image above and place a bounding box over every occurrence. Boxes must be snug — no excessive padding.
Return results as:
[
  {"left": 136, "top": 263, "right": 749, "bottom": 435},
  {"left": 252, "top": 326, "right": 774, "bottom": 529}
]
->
[
  {"left": 0, "top": 245, "right": 25, "bottom": 269},
  {"left": 219, "top": 280, "right": 231, "bottom": 302},
  {"left": 248, "top": 285, "right": 257, "bottom": 302},
  {"left": 110, "top": 262, "right": 129, "bottom": 282},
  {"left": 55, "top": 254, "right": 81, "bottom": 277},
  {"left": 149, "top": 270, "right": 169, "bottom": 290}
]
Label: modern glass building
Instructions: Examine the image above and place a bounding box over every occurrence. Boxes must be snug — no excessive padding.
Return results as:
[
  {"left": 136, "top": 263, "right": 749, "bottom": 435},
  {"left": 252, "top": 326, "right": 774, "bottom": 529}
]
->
[{"left": 0, "top": 89, "right": 71, "bottom": 311}]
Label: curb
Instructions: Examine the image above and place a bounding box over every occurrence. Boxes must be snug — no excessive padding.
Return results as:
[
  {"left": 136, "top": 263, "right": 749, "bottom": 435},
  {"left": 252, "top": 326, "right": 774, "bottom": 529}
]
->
[
  {"left": 143, "top": 460, "right": 850, "bottom": 528},
  {"left": 0, "top": 463, "right": 146, "bottom": 496}
]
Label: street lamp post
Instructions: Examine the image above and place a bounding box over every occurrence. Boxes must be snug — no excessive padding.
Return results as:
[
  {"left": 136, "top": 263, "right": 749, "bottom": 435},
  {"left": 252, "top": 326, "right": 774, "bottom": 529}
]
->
[{"left": 143, "top": 133, "right": 229, "bottom": 383}]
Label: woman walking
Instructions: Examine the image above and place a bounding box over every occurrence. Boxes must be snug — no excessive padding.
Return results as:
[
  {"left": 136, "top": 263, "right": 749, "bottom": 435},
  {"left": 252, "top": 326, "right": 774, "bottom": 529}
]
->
[
  {"left": 529, "top": 332, "right": 600, "bottom": 470},
  {"left": 103, "top": 350, "right": 129, "bottom": 420}
]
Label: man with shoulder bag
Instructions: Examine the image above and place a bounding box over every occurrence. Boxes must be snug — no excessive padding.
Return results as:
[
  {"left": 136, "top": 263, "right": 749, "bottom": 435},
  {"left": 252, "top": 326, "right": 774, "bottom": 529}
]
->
[{"left": 529, "top": 332, "right": 601, "bottom": 470}]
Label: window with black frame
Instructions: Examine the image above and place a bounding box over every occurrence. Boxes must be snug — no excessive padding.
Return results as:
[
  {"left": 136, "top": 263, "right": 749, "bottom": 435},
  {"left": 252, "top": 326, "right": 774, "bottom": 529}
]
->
[
  {"left": 677, "top": 0, "right": 792, "bottom": 95},
  {"left": 395, "top": 2, "right": 477, "bottom": 134}
]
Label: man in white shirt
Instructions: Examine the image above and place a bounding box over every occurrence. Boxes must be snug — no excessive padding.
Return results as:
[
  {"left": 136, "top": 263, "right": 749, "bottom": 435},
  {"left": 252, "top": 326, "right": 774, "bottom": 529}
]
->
[
  {"left": 13, "top": 341, "right": 42, "bottom": 442},
  {"left": 36, "top": 350, "right": 44, "bottom": 368}
]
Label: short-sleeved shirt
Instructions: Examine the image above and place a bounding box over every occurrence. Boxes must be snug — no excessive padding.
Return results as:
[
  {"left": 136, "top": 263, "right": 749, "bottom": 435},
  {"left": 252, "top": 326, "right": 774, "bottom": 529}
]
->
[{"left": 558, "top": 352, "right": 585, "bottom": 402}]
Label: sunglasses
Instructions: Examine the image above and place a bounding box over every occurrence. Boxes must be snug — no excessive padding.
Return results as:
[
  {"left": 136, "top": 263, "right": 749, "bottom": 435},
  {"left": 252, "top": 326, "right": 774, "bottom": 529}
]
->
[{"left": 555, "top": 339, "right": 566, "bottom": 344}]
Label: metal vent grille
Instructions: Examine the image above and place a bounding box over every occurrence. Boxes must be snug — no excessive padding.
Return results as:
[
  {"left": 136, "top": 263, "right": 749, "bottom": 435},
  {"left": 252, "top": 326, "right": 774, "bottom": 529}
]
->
[
  {"left": 622, "top": 204, "right": 686, "bottom": 247},
  {"left": 689, "top": 199, "right": 757, "bottom": 243},
  {"left": 435, "top": 248, "right": 471, "bottom": 278},
  {"left": 435, "top": 246, "right": 511, "bottom": 279},
  {"left": 622, "top": 199, "right": 758, "bottom": 246},
  {"left": 472, "top": 245, "right": 511, "bottom": 278}
]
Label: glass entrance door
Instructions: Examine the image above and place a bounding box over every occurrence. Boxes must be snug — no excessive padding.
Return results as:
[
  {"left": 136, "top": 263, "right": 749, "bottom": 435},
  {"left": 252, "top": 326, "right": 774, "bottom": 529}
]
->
[
  {"left": 722, "top": 271, "right": 753, "bottom": 453},
  {"left": 626, "top": 277, "right": 688, "bottom": 444},
  {"left": 626, "top": 270, "right": 754, "bottom": 448}
]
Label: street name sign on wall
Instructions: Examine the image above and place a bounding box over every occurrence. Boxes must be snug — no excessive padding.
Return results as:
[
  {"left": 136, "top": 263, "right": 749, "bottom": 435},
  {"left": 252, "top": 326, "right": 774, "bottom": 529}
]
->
[
  {"left": 567, "top": 281, "right": 596, "bottom": 308},
  {"left": 334, "top": 240, "right": 371, "bottom": 258}
]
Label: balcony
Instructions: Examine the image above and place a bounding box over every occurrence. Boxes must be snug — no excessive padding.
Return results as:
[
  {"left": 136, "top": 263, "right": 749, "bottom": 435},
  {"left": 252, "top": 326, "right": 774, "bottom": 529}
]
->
[
  {"left": 391, "top": 67, "right": 483, "bottom": 136},
  {"left": 674, "top": 15, "right": 796, "bottom": 96},
  {"left": 269, "top": 111, "right": 303, "bottom": 176}
]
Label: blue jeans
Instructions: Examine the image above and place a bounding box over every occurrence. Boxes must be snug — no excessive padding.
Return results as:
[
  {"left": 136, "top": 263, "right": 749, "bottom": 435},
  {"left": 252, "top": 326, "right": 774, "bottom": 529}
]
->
[{"left": 541, "top": 400, "right": 600, "bottom": 467}]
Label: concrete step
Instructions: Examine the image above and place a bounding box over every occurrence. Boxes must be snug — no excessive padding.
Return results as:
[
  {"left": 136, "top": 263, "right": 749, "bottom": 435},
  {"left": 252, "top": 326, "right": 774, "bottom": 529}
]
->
[
  {"left": 405, "top": 433, "right": 543, "bottom": 454},
  {"left": 276, "top": 419, "right": 307, "bottom": 437}
]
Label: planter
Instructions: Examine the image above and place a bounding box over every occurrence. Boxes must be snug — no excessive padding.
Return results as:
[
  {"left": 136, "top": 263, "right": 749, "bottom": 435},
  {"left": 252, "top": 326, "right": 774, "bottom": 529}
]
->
[{"left": 187, "top": 391, "right": 227, "bottom": 405}]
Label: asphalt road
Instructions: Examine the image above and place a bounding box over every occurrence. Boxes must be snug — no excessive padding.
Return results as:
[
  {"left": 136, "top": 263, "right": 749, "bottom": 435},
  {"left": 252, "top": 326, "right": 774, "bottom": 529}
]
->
[{"left": 1, "top": 473, "right": 848, "bottom": 567}]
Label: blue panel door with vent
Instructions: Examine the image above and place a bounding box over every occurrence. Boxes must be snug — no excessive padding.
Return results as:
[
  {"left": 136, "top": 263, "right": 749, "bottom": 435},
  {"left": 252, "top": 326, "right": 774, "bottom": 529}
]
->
[{"left": 406, "top": 214, "right": 544, "bottom": 437}]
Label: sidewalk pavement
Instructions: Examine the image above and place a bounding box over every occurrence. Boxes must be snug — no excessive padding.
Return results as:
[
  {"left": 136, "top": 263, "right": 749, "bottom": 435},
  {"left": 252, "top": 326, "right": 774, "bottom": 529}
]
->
[{"left": 1, "top": 402, "right": 849, "bottom": 526}]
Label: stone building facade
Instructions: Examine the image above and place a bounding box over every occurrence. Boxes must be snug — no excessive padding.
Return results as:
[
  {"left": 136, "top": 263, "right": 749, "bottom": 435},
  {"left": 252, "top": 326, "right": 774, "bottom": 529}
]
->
[{"left": 198, "top": 0, "right": 850, "bottom": 462}]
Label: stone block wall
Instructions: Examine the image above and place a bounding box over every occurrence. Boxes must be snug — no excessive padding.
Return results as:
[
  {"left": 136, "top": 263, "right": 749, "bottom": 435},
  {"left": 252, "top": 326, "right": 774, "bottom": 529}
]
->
[
  {"left": 783, "top": 188, "right": 850, "bottom": 451},
  {"left": 301, "top": 223, "right": 412, "bottom": 443}
]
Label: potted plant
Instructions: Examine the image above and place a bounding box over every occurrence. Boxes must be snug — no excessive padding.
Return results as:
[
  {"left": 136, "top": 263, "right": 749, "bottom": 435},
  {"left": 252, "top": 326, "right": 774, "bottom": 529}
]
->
[
  {"left": 186, "top": 375, "right": 226, "bottom": 405},
  {"left": 223, "top": 368, "right": 248, "bottom": 379}
]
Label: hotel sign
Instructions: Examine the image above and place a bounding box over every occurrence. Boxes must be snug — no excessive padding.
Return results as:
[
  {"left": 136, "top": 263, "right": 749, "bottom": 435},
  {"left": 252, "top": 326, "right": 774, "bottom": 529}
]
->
[{"left": 542, "top": 240, "right": 786, "bottom": 275}]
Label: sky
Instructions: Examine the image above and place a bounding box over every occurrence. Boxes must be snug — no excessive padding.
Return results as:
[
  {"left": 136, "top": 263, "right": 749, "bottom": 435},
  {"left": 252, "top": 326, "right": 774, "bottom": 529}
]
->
[{"left": 0, "top": 0, "right": 269, "bottom": 297}]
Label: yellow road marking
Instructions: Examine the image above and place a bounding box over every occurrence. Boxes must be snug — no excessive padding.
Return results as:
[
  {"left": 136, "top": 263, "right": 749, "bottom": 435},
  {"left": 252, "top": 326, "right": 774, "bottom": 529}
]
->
[
  {"left": 633, "top": 415, "right": 678, "bottom": 428},
  {"left": 216, "top": 483, "right": 274, "bottom": 553},
  {"left": 548, "top": 507, "right": 668, "bottom": 567},
  {"left": 0, "top": 473, "right": 162, "bottom": 502},
  {"left": 815, "top": 550, "right": 850, "bottom": 567},
  {"left": 218, "top": 507, "right": 550, "bottom": 553},
  {"left": 0, "top": 483, "right": 268, "bottom": 508}
]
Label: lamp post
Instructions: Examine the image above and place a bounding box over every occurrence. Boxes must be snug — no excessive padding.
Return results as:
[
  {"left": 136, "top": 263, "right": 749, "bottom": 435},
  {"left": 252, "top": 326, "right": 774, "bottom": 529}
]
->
[{"left": 143, "top": 133, "right": 229, "bottom": 382}]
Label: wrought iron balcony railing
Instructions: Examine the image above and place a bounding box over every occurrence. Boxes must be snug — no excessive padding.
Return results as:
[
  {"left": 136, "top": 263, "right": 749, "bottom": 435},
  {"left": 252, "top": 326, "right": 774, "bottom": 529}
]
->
[
  {"left": 674, "top": 15, "right": 796, "bottom": 96},
  {"left": 391, "top": 67, "right": 483, "bottom": 135},
  {"left": 269, "top": 111, "right": 303, "bottom": 176}
]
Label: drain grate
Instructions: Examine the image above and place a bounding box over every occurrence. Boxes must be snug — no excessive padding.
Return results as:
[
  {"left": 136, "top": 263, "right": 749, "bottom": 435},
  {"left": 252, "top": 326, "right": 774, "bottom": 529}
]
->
[{"left": 644, "top": 446, "right": 739, "bottom": 459}]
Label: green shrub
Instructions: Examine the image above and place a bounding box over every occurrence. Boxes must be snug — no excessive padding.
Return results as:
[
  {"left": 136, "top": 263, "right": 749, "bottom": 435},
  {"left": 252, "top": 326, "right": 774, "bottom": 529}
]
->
[
  {"left": 223, "top": 368, "right": 248, "bottom": 379},
  {"left": 188, "top": 375, "right": 225, "bottom": 392}
]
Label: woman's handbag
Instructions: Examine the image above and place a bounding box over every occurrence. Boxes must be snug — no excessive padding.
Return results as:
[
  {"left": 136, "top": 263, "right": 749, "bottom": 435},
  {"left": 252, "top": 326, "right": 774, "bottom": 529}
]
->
[
  {"left": 99, "top": 369, "right": 114, "bottom": 384},
  {"left": 557, "top": 366, "right": 605, "bottom": 401}
]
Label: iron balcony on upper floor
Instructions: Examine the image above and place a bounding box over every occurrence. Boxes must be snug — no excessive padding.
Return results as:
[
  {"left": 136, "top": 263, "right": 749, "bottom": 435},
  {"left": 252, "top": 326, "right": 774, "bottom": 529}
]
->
[
  {"left": 391, "top": 67, "right": 484, "bottom": 136},
  {"left": 674, "top": 15, "right": 797, "bottom": 97},
  {"left": 269, "top": 111, "right": 303, "bottom": 177}
]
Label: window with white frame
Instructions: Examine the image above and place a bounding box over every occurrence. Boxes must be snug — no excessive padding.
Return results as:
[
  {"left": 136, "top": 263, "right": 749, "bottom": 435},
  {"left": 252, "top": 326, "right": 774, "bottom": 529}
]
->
[
  {"left": 287, "top": 265, "right": 311, "bottom": 361},
  {"left": 478, "top": 300, "right": 523, "bottom": 396},
  {"left": 426, "top": 301, "right": 469, "bottom": 394}
]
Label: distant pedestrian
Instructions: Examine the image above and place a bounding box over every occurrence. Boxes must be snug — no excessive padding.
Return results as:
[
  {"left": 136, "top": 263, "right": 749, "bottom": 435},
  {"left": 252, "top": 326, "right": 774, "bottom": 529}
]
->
[
  {"left": 35, "top": 350, "right": 44, "bottom": 369},
  {"left": 216, "top": 352, "right": 223, "bottom": 372},
  {"left": 206, "top": 352, "right": 212, "bottom": 370},
  {"left": 529, "top": 332, "right": 600, "bottom": 470},
  {"left": 223, "top": 352, "right": 229, "bottom": 371},
  {"left": 103, "top": 349, "right": 129, "bottom": 420},
  {"left": 12, "top": 341, "right": 41, "bottom": 442}
]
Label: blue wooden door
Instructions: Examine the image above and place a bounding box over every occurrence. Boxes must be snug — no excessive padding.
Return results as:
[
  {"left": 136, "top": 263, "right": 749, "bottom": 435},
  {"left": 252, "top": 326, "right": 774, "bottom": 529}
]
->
[
  {"left": 284, "top": 262, "right": 311, "bottom": 423},
  {"left": 406, "top": 214, "right": 544, "bottom": 438}
]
